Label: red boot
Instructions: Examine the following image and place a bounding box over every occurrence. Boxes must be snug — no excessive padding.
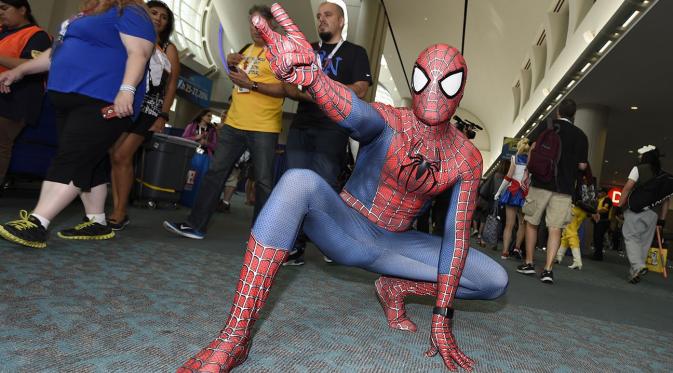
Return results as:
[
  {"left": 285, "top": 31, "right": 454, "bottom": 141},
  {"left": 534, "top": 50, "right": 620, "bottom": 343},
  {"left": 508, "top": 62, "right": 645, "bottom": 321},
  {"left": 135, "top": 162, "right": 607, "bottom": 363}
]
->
[
  {"left": 374, "top": 276, "right": 437, "bottom": 332},
  {"left": 177, "top": 235, "right": 288, "bottom": 373}
]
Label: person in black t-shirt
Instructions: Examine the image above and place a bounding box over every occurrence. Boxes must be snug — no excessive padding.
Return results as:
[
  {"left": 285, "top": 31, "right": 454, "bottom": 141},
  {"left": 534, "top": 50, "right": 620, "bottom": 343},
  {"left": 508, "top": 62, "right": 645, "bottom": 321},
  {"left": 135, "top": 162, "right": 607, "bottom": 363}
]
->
[
  {"left": 282, "top": 1, "right": 372, "bottom": 266},
  {"left": 517, "top": 99, "right": 589, "bottom": 284},
  {"left": 0, "top": 0, "right": 51, "bottom": 186}
]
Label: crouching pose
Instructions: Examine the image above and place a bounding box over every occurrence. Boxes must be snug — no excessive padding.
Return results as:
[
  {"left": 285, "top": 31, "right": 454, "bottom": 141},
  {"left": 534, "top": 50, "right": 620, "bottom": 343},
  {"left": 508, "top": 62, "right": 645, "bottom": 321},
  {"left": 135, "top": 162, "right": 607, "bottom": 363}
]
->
[{"left": 178, "top": 3, "right": 507, "bottom": 372}]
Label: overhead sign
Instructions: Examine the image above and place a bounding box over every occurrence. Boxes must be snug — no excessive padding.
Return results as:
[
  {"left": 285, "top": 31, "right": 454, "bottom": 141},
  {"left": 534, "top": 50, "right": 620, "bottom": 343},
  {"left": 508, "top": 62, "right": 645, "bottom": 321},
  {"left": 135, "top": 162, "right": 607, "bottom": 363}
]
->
[
  {"left": 177, "top": 64, "right": 213, "bottom": 108},
  {"left": 608, "top": 187, "right": 622, "bottom": 207}
]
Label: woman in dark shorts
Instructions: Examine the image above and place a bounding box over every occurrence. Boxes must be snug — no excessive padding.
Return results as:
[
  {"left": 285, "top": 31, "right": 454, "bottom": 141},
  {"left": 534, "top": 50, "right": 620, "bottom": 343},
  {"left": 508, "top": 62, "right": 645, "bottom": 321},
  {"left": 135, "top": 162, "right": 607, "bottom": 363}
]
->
[
  {"left": 107, "top": 0, "right": 179, "bottom": 230},
  {"left": 0, "top": 0, "right": 155, "bottom": 248}
]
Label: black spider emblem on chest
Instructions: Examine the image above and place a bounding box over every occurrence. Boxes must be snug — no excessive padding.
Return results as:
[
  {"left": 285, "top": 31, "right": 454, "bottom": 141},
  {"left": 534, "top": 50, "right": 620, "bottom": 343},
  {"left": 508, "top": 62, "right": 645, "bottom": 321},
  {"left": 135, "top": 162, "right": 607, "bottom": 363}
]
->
[{"left": 397, "top": 139, "right": 441, "bottom": 194}]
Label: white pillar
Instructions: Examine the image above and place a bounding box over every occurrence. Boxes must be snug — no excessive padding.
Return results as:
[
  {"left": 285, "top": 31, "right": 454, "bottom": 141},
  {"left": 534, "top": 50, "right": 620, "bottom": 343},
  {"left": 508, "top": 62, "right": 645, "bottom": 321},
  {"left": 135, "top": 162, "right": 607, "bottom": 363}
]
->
[{"left": 574, "top": 104, "right": 609, "bottom": 184}]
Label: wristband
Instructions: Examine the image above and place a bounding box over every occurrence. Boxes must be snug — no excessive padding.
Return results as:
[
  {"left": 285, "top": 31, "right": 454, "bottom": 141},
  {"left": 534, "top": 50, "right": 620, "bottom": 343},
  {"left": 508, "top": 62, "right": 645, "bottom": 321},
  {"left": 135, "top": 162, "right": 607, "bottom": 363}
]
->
[
  {"left": 158, "top": 112, "right": 169, "bottom": 121},
  {"left": 119, "top": 84, "right": 136, "bottom": 94}
]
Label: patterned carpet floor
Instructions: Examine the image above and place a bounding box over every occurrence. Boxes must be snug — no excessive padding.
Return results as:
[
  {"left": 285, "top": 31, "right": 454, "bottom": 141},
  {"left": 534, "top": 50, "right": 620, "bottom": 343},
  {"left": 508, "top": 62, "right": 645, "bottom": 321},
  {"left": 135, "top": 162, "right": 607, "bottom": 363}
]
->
[{"left": 1, "top": 190, "right": 672, "bottom": 372}]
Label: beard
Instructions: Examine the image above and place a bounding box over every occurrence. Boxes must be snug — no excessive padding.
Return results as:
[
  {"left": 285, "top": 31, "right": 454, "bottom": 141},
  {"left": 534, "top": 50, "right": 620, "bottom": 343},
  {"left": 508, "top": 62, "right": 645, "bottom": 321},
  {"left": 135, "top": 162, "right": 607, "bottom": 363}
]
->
[{"left": 319, "top": 31, "right": 333, "bottom": 42}]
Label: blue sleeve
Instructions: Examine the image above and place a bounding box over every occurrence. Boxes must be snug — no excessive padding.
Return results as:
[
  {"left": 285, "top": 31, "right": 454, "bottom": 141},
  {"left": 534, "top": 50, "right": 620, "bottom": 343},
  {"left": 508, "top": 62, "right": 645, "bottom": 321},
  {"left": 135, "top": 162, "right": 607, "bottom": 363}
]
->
[
  {"left": 340, "top": 91, "right": 386, "bottom": 144},
  {"left": 117, "top": 5, "right": 156, "bottom": 43}
]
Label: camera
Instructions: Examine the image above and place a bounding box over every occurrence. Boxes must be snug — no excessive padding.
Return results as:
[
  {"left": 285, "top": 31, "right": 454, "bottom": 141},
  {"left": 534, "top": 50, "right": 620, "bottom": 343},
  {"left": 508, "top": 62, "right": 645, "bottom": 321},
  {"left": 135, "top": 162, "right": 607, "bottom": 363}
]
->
[{"left": 453, "top": 115, "right": 483, "bottom": 140}]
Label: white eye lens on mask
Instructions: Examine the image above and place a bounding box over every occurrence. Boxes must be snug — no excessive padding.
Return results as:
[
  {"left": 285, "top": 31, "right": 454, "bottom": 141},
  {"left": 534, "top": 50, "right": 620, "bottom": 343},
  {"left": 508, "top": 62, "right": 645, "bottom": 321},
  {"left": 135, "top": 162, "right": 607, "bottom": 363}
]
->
[
  {"left": 412, "top": 65, "right": 429, "bottom": 93},
  {"left": 439, "top": 70, "right": 463, "bottom": 98}
]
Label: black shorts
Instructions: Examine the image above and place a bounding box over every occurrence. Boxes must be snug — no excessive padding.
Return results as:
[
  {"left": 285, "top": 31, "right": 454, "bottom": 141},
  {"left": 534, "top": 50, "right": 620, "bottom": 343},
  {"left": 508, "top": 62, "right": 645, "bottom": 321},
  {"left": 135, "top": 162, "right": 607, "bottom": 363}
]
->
[
  {"left": 46, "top": 91, "right": 132, "bottom": 191},
  {"left": 127, "top": 112, "right": 157, "bottom": 136}
]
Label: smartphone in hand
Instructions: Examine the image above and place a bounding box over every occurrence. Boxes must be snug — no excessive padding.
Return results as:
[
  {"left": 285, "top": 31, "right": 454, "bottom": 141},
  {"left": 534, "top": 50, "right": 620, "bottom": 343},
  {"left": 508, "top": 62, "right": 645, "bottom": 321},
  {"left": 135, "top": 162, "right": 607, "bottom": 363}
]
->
[{"left": 101, "top": 105, "right": 118, "bottom": 119}]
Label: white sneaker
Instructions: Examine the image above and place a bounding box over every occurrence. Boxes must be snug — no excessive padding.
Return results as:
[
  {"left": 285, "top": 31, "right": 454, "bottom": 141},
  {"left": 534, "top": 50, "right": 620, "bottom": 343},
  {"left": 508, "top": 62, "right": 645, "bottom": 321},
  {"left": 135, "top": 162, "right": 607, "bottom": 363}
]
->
[{"left": 323, "top": 255, "right": 334, "bottom": 263}]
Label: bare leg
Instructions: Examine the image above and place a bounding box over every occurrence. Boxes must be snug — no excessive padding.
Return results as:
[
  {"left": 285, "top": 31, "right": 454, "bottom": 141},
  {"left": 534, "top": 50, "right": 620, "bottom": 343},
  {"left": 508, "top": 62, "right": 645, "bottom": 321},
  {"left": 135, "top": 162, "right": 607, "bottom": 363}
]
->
[
  {"left": 544, "top": 227, "right": 562, "bottom": 270},
  {"left": 33, "top": 181, "right": 81, "bottom": 220},
  {"left": 80, "top": 183, "right": 108, "bottom": 215},
  {"left": 502, "top": 206, "right": 516, "bottom": 256},
  {"left": 524, "top": 222, "right": 538, "bottom": 264},
  {"left": 515, "top": 211, "right": 525, "bottom": 249},
  {"left": 109, "top": 133, "right": 145, "bottom": 222},
  {"left": 222, "top": 185, "right": 236, "bottom": 203}
]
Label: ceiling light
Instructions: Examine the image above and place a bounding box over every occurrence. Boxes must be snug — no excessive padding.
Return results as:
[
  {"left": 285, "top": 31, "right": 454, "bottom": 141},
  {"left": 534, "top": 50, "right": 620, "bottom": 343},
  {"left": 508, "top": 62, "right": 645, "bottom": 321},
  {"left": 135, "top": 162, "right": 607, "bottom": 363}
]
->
[
  {"left": 583, "top": 31, "right": 595, "bottom": 43},
  {"left": 643, "top": 0, "right": 650, "bottom": 4},
  {"left": 605, "top": 160, "right": 609, "bottom": 163},
  {"left": 580, "top": 63, "right": 591, "bottom": 74},
  {"left": 630, "top": 106, "right": 638, "bottom": 110},
  {"left": 538, "top": 114, "right": 544, "bottom": 120},
  {"left": 566, "top": 80, "right": 576, "bottom": 89},
  {"left": 622, "top": 11, "right": 640, "bottom": 28},
  {"left": 628, "top": 150, "right": 634, "bottom": 154},
  {"left": 598, "top": 40, "right": 613, "bottom": 54},
  {"left": 546, "top": 105, "right": 553, "bottom": 111},
  {"left": 520, "top": 119, "right": 525, "bottom": 125},
  {"left": 541, "top": 88, "right": 549, "bottom": 96},
  {"left": 424, "top": 17, "right": 428, "bottom": 21},
  {"left": 555, "top": 93, "right": 563, "bottom": 101}
]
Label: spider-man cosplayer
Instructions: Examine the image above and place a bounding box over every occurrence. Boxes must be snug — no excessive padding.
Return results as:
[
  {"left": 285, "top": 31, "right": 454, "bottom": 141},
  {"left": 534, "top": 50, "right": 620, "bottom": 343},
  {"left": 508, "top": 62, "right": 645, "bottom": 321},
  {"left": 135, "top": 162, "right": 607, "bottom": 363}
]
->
[{"left": 178, "top": 3, "right": 507, "bottom": 372}]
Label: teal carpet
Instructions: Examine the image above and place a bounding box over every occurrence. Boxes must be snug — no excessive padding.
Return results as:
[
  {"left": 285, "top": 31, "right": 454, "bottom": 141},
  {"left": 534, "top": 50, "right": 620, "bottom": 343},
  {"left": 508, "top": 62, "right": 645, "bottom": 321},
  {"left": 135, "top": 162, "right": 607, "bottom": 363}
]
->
[{"left": 1, "top": 189, "right": 672, "bottom": 372}]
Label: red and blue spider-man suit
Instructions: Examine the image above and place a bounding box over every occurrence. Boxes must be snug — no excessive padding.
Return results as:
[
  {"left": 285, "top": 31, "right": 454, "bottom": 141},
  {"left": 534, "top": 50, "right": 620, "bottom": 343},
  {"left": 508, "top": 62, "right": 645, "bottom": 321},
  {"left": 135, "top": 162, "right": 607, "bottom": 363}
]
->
[{"left": 178, "top": 3, "right": 507, "bottom": 372}]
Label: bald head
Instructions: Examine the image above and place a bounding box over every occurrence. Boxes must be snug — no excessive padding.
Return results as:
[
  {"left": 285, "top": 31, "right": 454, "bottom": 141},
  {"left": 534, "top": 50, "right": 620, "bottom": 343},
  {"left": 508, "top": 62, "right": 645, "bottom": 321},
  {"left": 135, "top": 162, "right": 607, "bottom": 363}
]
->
[{"left": 317, "top": 2, "right": 344, "bottom": 43}]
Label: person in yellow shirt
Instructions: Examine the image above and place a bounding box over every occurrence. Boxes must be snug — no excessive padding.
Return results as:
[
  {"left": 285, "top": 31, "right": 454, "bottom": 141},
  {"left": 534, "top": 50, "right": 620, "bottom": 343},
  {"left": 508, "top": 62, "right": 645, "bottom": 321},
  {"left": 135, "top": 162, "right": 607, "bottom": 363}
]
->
[{"left": 163, "top": 5, "right": 286, "bottom": 239}]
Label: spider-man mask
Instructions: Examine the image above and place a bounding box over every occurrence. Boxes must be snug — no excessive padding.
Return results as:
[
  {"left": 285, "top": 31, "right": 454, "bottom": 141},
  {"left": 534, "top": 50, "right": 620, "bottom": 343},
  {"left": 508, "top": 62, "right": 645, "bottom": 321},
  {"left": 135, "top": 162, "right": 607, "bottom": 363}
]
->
[{"left": 411, "top": 44, "right": 467, "bottom": 126}]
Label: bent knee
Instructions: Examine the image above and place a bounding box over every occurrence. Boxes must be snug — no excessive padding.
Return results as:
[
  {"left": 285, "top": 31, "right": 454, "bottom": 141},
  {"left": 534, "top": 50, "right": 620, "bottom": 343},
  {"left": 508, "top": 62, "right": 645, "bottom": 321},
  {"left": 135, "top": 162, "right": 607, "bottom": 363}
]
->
[
  {"left": 277, "top": 169, "right": 324, "bottom": 193},
  {"left": 484, "top": 265, "right": 508, "bottom": 299}
]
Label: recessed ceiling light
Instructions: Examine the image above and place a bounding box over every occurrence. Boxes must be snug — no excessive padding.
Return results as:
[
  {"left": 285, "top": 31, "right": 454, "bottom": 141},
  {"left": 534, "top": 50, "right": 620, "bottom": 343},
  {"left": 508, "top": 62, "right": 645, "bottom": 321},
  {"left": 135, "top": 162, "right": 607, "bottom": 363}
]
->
[
  {"left": 546, "top": 105, "right": 553, "bottom": 111},
  {"left": 604, "top": 160, "right": 609, "bottom": 163},
  {"left": 541, "top": 88, "right": 549, "bottom": 96},
  {"left": 598, "top": 40, "right": 613, "bottom": 54},
  {"left": 555, "top": 93, "right": 563, "bottom": 101},
  {"left": 424, "top": 17, "right": 428, "bottom": 21},
  {"left": 566, "top": 80, "right": 576, "bottom": 89},
  {"left": 630, "top": 106, "right": 638, "bottom": 110},
  {"left": 583, "top": 31, "right": 595, "bottom": 43},
  {"left": 628, "top": 150, "right": 634, "bottom": 154},
  {"left": 580, "top": 63, "right": 592, "bottom": 74},
  {"left": 622, "top": 10, "right": 640, "bottom": 28}
]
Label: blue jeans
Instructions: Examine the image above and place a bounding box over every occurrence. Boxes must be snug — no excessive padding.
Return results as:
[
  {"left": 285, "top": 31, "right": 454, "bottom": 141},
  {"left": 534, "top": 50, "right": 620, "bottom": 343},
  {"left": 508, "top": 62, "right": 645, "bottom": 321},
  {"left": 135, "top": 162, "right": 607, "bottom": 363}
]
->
[
  {"left": 187, "top": 124, "right": 278, "bottom": 232},
  {"left": 285, "top": 126, "right": 349, "bottom": 250},
  {"left": 286, "top": 126, "right": 349, "bottom": 191}
]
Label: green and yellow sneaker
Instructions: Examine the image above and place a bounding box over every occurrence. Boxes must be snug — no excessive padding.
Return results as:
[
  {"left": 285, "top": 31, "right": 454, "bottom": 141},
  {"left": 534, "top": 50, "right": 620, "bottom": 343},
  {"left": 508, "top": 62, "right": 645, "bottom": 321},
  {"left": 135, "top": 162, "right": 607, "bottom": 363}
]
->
[
  {"left": 0, "top": 210, "right": 48, "bottom": 248},
  {"left": 57, "top": 218, "right": 115, "bottom": 240}
]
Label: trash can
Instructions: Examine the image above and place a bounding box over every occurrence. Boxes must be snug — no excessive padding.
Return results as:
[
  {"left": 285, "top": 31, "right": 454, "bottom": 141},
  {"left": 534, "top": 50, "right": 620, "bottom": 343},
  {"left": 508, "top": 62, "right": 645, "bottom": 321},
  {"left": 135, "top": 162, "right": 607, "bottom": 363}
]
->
[
  {"left": 180, "top": 148, "right": 211, "bottom": 208},
  {"left": 135, "top": 133, "right": 199, "bottom": 205}
]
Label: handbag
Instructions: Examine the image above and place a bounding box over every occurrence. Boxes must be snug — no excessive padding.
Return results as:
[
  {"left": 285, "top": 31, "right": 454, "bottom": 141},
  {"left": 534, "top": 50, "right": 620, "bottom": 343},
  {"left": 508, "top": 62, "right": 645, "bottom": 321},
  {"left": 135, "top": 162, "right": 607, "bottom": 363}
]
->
[
  {"left": 482, "top": 204, "right": 501, "bottom": 247},
  {"left": 646, "top": 227, "right": 668, "bottom": 278}
]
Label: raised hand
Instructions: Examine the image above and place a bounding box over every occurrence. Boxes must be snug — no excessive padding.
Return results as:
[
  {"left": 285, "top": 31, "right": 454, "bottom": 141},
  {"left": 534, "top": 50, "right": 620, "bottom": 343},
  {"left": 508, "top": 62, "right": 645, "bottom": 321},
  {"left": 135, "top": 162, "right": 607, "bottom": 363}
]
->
[
  {"left": 426, "top": 314, "right": 475, "bottom": 371},
  {"left": 252, "top": 3, "right": 320, "bottom": 87}
]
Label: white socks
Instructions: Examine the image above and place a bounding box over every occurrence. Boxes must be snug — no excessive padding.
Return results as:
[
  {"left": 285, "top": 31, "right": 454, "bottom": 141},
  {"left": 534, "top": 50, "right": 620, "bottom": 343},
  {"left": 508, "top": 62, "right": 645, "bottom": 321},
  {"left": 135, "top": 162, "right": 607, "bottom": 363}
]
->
[
  {"left": 31, "top": 213, "right": 50, "bottom": 229},
  {"left": 86, "top": 213, "right": 107, "bottom": 225}
]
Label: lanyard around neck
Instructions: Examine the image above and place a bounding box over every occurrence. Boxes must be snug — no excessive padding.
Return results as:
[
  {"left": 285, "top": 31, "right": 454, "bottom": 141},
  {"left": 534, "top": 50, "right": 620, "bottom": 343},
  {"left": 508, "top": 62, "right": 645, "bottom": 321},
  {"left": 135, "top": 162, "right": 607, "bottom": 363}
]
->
[{"left": 317, "top": 39, "right": 344, "bottom": 68}]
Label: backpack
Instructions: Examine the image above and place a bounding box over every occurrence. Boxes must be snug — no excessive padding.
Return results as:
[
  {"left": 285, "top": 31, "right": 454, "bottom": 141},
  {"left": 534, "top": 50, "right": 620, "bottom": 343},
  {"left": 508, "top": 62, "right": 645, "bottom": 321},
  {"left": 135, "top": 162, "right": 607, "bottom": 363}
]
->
[
  {"left": 628, "top": 165, "right": 673, "bottom": 213},
  {"left": 575, "top": 166, "right": 598, "bottom": 213},
  {"left": 527, "top": 121, "right": 562, "bottom": 183}
]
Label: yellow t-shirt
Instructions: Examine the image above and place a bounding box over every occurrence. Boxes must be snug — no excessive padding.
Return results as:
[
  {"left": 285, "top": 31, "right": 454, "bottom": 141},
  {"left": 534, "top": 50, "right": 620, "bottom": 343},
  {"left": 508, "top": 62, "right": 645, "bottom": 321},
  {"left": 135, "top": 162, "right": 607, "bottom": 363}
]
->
[{"left": 225, "top": 44, "right": 283, "bottom": 133}]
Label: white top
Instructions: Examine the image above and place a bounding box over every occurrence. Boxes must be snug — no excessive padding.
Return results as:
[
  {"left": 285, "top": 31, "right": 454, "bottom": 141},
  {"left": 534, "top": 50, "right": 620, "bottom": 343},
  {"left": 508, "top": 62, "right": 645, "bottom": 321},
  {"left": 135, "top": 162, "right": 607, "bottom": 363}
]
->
[
  {"left": 628, "top": 166, "right": 639, "bottom": 182},
  {"left": 511, "top": 157, "right": 527, "bottom": 183}
]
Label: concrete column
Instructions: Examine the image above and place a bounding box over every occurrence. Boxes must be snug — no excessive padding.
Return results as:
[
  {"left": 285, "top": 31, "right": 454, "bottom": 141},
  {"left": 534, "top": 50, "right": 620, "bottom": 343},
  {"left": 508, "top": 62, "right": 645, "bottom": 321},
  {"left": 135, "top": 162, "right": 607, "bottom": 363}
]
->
[
  {"left": 574, "top": 104, "right": 609, "bottom": 184},
  {"left": 353, "top": 0, "right": 387, "bottom": 102}
]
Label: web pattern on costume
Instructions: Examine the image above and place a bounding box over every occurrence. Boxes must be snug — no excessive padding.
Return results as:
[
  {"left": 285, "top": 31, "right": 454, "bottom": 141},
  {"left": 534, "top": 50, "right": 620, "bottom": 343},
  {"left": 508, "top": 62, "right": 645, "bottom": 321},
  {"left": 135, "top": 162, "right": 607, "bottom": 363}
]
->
[{"left": 178, "top": 235, "right": 287, "bottom": 373}]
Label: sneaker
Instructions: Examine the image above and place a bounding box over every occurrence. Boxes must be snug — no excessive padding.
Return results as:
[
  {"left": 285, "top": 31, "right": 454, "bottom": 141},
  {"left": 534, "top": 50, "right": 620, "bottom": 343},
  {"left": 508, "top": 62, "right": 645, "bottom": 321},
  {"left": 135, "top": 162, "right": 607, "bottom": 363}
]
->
[
  {"left": 500, "top": 252, "right": 510, "bottom": 260},
  {"left": 58, "top": 218, "right": 115, "bottom": 240},
  {"left": 0, "top": 210, "right": 47, "bottom": 248},
  {"left": 107, "top": 215, "right": 130, "bottom": 231},
  {"left": 540, "top": 270, "right": 554, "bottom": 284},
  {"left": 512, "top": 248, "right": 522, "bottom": 260},
  {"left": 283, "top": 246, "right": 305, "bottom": 266},
  {"left": 516, "top": 263, "right": 536, "bottom": 275},
  {"left": 162, "top": 221, "right": 204, "bottom": 240},
  {"left": 216, "top": 201, "right": 231, "bottom": 213},
  {"left": 323, "top": 255, "right": 334, "bottom": 263},
  {"left": 283, "top": 256, "right": 305, "bottom": 266}
]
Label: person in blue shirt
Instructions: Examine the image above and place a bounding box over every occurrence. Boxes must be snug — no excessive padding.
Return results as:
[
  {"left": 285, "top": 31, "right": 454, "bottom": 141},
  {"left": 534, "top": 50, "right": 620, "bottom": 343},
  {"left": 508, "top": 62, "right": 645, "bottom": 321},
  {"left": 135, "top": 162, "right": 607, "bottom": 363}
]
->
[{"left": 0, "top": 0, "right": 155, "bottom": 248}]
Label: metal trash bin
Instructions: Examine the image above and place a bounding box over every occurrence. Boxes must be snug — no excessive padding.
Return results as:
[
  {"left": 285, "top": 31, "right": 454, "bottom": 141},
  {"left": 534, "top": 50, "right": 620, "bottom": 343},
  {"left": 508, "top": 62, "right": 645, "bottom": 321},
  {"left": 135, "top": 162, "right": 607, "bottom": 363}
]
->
[{"left": 134, "top": 133, "right": 198, "bottom": 206}]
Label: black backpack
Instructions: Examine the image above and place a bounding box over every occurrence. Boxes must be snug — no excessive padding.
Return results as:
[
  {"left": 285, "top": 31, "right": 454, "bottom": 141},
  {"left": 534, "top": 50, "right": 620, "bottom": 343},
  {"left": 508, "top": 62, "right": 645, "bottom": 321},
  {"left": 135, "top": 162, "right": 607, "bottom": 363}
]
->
[{"left": 628, "top": 165, "right": 673, "bottom": 213}]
